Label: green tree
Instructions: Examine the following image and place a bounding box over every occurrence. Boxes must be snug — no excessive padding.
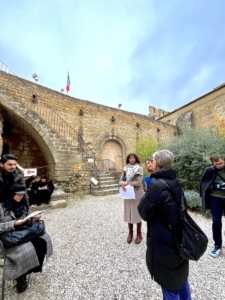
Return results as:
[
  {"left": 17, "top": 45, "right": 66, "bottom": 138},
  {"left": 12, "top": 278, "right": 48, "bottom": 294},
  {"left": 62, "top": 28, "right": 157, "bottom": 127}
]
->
[
  {"left": 135, "top": 137, "right": 158, "bottom": 163},
  {"left": 165, "top": 124, "right": 225, "bottom": 189}
]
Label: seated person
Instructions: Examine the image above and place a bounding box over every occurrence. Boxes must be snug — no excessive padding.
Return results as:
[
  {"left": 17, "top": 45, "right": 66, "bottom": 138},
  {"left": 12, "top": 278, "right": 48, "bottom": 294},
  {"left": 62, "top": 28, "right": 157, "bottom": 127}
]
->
[
  {"left": 36, "top": 175, "right": 55, "bottom": 206},
  {"left": 25, "top": 175, "right": 38, "bottom": 207},
  {"left": 0, "top": 184, "right": 53, "bottom": 293}
]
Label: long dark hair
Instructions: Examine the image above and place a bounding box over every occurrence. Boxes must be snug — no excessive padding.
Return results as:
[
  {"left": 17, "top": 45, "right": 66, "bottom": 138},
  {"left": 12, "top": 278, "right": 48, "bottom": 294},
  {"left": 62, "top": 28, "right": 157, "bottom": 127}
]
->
[
  {"left": 126, "top": 153, "right": 141, "bottom": 164},
  {"left": 39, "top": 175, "right": 51, "bottom": 184}
]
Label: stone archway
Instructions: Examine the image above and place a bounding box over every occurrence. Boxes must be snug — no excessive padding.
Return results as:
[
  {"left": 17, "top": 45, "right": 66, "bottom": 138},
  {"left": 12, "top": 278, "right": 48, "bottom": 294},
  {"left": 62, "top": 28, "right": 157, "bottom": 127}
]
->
[
  {"left": 0, "top": 84, "right": 86, "bottom": 185},
  {"left": 102, "top": 139, "right": 123, "bottom": 169}
]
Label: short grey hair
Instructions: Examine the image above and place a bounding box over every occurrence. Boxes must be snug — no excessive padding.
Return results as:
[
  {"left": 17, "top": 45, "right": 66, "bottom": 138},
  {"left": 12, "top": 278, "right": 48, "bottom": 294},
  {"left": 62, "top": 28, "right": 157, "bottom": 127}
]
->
[{"left": 152, "top": 150, "right": 174, "bottom": 169}]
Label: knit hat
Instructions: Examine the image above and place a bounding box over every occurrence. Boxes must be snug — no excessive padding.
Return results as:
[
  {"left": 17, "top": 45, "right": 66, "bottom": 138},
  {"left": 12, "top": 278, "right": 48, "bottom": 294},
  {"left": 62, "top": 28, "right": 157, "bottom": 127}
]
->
[{"left": 9, "top": 184, "right": 26, "bottom": 194}]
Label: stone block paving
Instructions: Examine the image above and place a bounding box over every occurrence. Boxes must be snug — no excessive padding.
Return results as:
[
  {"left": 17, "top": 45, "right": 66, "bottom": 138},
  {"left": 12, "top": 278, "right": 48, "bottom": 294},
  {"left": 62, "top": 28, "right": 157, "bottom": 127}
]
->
[{"left": 3, "top": 194, "right": 225, "bottom": 300}]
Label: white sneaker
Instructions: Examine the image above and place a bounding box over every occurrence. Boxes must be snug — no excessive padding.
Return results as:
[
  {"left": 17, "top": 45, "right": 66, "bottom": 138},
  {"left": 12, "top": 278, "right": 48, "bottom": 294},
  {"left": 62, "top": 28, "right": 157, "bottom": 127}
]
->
[{"left": 209, "top": 247, "right": 223, "bottom": 257}]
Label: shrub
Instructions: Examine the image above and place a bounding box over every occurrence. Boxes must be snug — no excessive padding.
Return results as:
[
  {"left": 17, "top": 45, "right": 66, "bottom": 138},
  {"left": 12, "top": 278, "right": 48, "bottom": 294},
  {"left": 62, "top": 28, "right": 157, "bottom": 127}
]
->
[
  {"left": 184, "top": 190, "right": 201, "bottom": 208},
  {"left": 135, "top": 137, "right": 158, "bottom": 163},
  {"left": 165, "top": 124, "right": 225, "bottom": 189}
]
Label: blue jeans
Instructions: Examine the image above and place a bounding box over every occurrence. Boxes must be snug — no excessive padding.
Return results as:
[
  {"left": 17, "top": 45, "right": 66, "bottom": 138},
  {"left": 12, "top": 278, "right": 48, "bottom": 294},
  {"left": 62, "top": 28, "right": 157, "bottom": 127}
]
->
[
  {"left": 161, "top": 280, "right": 192, "bottom": 300},
  {"left": 210, "top": 196, "right": 225, "bottom": 248}
]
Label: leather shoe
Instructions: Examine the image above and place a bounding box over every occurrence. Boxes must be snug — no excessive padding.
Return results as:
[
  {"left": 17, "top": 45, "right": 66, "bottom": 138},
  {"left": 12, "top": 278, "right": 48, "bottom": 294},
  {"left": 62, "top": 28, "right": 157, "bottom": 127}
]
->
[{"left": 16, "top": 275, "right": 27, "bottom": 293}]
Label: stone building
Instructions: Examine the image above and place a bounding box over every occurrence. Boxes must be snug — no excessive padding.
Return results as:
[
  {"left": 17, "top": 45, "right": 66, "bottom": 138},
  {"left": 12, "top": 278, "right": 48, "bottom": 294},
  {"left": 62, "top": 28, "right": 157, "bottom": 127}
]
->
[
  {"left": 0, "top": 62, "right": 176, "bottom": 194},
  {"left": 1, "top": 60, "right": 224, "bottom": 194},
  {"left": 158, "top": 83, "right": 225, "bottom": 128}
]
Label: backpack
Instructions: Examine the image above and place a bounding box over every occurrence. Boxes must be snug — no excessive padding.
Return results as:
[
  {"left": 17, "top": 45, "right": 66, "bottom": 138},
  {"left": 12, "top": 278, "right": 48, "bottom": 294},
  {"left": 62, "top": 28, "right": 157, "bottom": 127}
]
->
[{"left": 158, "top": 179, "right": 208, "bottom": 261}]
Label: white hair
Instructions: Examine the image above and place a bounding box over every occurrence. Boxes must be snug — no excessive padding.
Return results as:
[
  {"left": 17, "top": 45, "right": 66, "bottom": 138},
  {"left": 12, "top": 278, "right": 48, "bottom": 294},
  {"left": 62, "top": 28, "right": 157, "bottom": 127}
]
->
[{"left": 153, "top": 150, "right": 174, "bottom": 169}]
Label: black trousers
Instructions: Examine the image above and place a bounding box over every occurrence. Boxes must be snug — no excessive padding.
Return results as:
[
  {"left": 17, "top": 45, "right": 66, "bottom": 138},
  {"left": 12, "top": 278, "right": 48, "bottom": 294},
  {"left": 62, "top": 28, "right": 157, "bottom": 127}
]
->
[
  {"left": 27, "top": 190, "right": 36, "bottom": 206},
  {"left": 27, "top": 238, "right": 47, "bottom": 274},
  {"left": 36, "top": 190, "right": 52, "bottom": 205}
]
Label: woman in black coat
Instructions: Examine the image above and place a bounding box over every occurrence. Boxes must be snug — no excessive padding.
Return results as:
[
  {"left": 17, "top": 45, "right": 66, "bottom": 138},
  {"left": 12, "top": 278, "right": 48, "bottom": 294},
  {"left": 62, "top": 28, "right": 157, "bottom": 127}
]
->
[
  {"left": 36, "top": 175, "right": 55, "bottom": 206},
  {"left": 138, "top": 150, "right": 192, "bottom": 300},
  {"left": 25, "top": 175, "right": 38, "bottom": 207}
]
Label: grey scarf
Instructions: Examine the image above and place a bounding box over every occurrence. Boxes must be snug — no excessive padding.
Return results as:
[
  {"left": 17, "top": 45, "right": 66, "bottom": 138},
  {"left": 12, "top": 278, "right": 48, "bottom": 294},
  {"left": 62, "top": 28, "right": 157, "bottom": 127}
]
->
[{"left": 126, "top": 163, "right": 140, "bottom": 183}]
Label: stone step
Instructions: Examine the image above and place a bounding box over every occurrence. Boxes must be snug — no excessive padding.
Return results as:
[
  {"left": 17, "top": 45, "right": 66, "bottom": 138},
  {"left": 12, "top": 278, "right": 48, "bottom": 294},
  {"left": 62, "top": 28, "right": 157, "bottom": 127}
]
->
[
  {"left": 51, "top": 190, "right": 67, "bottom": 201},
  {"left": 30, "top": 199, "right": 67, "bottom": 211},
  {"left": 91, "top": 183, "right": 119, "bottom": 190},
  {"left": 97, "top": 174, "right": 115, "bottom": 178},
  {"left": 91, "top": 188, "right": 119, "bottom": 196},
  {"left": 97, "top": 179, "right": 118, "bottom": 184},
  {"left": 97, "top": 177, "right": 118, "bottom": 182}
]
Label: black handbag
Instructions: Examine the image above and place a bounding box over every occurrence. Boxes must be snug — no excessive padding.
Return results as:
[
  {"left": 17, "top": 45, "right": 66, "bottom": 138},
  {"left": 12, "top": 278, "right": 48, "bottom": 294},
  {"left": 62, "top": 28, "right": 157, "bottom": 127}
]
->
[
  {"left": 158, "top": 179, "right": 208, "bottom": 261},
  {"left": 1, "top": 220, "right": 45, "bottom": 248}
]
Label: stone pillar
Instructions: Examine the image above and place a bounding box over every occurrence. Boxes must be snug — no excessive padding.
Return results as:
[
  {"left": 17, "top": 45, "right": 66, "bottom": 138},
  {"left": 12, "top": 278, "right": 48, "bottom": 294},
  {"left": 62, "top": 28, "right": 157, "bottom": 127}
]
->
[{"left": 0, "top": 108, "right": 3, "bottom": 155}]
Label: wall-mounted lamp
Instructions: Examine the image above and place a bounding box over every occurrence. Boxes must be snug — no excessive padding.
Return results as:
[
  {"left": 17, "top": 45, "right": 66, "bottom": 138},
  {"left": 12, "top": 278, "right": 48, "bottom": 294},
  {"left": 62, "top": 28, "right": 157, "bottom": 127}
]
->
[
  {"left": 111, "top": 116, "right": 115, "bottom": 122},
  {"left": 136, "top": 122, "right": 140, "bottom": 128},
  {"left": 79, "top": 109, "right": 84, "bottom": 116},
  {"left": 32, "top": 73, "right": 38, "bottom": 82},
  {"left": 31, "top": 94, "right": 37, "bottom": 103},
  {"left": 61, "top": 88, "right": 64, "bottom": 93},
  {"left": 157, "top": 127, "right": 160, "bottom": 132}
]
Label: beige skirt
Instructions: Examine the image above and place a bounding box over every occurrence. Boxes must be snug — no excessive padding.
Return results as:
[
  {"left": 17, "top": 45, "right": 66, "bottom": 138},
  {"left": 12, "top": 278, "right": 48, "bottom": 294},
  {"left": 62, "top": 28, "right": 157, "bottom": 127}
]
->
[{"left": 124, "top": 199, "right": 142, "bottom": 224}]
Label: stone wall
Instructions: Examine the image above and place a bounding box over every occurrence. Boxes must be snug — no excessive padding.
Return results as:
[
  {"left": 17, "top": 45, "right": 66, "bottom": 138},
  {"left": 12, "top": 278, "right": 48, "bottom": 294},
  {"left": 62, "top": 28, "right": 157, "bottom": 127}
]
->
[
  {"left": 0, "top": 85, "right": 88, "bottom": 193},
  {"left": 3, "top": 124, "right": 47, "bottom": 174},
  {"left": 0, "top": 71, "right": 176, "bottom": 167},
  {"left": 149, "top": 106, "right": 169, "bottom": 119},
  {"left": 158, "top": 84, "right": 225, "bottom": 128}
]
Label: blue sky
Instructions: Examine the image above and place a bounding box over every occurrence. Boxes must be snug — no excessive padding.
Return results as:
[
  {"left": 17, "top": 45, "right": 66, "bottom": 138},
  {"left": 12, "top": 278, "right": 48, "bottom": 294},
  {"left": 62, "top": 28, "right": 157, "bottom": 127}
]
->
[{"left": 1, "top": 0, "right": 225, "bottom": 115}]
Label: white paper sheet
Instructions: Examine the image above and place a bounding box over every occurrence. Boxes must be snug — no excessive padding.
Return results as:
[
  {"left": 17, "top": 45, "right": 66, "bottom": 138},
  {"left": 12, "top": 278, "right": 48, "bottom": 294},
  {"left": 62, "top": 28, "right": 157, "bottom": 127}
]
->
[{"left": 119, "top": 185, "right": 136, "bottom": 199}]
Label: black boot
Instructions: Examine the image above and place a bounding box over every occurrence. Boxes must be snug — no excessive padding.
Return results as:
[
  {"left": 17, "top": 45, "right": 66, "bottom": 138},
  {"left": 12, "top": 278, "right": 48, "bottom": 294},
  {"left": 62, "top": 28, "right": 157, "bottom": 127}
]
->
[{"left": 16, "top": 274, "right": 28, "bottom": 293}]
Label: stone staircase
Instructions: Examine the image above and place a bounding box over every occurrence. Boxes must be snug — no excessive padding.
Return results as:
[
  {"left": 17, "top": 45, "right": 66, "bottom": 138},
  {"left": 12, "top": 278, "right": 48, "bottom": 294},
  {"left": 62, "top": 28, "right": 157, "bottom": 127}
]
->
[
  {"left": 30, "top": 185, "right": 67, "bottom": 212},
  {"left": 91, "top": 172, "right": 119, "bottom": 196}
]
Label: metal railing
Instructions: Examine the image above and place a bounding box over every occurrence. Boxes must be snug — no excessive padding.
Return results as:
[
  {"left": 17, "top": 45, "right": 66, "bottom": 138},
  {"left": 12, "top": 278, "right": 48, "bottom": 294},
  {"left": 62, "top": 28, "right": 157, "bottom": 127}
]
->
[
  {"left": 0, "top": 60, "right": 95, "bottom": 159},
  {"left": 94, "top": 159, "right": 122, "bottom": 179}
]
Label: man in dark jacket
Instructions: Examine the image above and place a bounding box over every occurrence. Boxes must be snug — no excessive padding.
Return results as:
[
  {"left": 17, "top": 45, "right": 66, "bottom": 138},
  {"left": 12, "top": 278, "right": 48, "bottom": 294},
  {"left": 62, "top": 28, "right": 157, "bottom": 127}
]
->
[
  {"left": 0, "top": 154, "right": 27, "bottom": 202},
  {"left": 200, "top": 154, "right": 225, "bottom": 257},
  {"left": 138, "top": 150, "right": 191, "bottom": 300}
]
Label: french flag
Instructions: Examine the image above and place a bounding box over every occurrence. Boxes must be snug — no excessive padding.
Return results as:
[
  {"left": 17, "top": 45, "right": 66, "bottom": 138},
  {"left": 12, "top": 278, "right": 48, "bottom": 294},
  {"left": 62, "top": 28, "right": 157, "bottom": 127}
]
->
[{"left": 66, "top": 73, "right": 70, "bottom": 93}]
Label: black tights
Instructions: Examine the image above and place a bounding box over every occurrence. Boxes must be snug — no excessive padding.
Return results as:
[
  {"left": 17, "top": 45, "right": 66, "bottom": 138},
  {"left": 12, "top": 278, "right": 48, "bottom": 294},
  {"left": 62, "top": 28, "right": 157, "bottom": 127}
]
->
[{"left": 27, "top": 238, "right": 47, "bottom": 274}]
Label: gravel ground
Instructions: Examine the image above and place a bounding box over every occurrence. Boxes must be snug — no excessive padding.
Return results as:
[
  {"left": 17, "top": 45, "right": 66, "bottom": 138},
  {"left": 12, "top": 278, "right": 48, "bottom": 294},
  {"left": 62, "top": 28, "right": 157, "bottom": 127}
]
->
[{"left": 2, "top": 194, "right": 225, "bottom": 300}]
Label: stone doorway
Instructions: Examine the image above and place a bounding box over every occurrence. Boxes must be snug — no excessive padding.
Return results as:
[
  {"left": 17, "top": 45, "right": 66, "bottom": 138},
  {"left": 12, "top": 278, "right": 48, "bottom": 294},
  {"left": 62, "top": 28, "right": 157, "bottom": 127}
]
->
[{"left": 101, "top": 139, "right": 123, "bottom": 169}]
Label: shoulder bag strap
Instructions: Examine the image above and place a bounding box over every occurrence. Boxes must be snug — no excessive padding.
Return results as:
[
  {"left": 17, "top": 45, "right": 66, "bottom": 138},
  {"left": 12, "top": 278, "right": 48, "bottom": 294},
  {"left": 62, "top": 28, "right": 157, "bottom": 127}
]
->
[
  {"left": 216, "top": 172, "right": 225, "bottom": 182},
  {"left": 157, "top": 179, "right": 185, "bottom": 233},
  {"left": 158, "top": 179, "right": 184, "bottom": 208}
]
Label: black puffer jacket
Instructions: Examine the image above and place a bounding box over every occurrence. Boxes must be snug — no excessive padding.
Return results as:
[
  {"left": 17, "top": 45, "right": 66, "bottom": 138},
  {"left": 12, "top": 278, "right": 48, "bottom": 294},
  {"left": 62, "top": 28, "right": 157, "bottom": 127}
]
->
[{"left": 138, "top": 169, "right": 189, "bottom": 291}]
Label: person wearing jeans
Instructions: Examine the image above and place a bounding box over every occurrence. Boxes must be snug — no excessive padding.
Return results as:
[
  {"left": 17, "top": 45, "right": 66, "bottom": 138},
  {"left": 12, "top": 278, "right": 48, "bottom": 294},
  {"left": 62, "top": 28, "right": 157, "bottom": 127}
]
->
[{"left": 200, "top": 154, "right": 225, "bottom": 257}]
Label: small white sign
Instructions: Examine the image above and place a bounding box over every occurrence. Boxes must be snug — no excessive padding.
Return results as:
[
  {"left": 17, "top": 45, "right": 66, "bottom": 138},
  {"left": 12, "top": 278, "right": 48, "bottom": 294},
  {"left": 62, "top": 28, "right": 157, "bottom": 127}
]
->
[
  {"left": 24, "top": 168, "right": 37, "bottom": 177},
  {"left": 88, "top": 158, "right": 93, "bottom": 163},
  {"left": 91, "top": 177, "right": 98, "bottom": 185}
]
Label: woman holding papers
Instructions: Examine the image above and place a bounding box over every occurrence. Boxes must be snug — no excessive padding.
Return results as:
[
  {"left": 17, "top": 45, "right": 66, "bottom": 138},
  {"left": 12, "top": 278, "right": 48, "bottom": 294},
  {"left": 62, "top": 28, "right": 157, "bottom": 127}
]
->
[
  {"left": 119, "top": 153, "right": 144, "bottom": 244},
  {"left": 0, "top": 184, "right": 53, "bottom": 294},
  {"left": 36, "top": 175, "right": 55, "bottom": 206}
]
